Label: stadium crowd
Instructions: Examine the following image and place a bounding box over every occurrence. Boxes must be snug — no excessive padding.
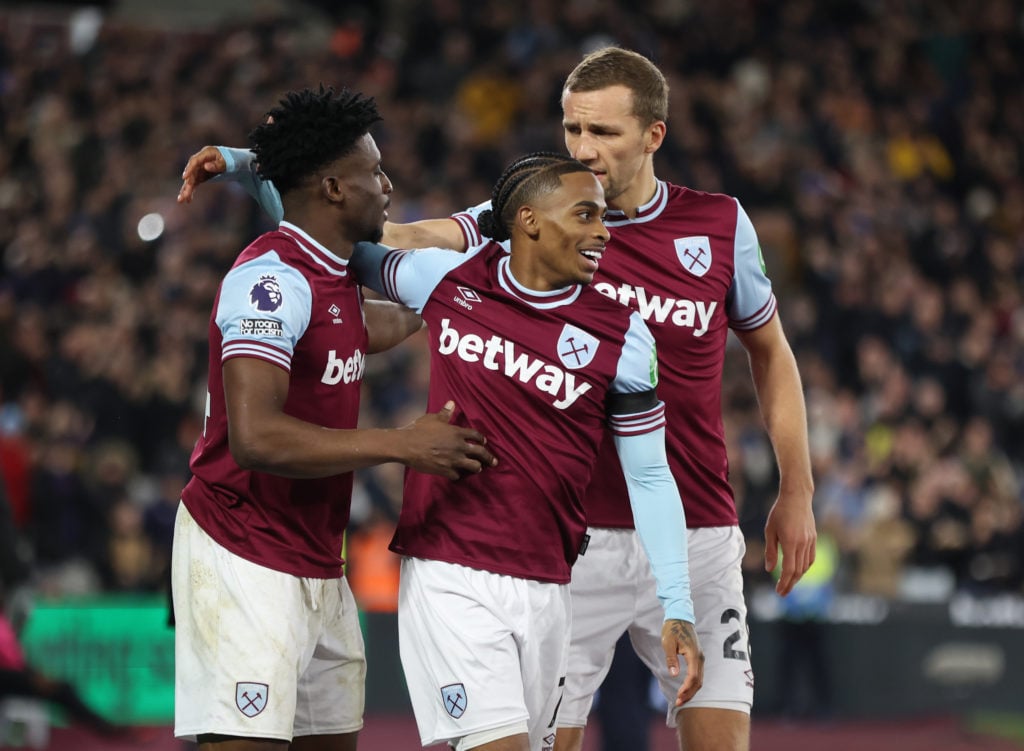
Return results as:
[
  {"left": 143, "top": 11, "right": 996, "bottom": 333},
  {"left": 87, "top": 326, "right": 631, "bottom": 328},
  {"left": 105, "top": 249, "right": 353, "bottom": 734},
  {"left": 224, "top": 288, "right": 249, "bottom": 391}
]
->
[{"left": 0, "top": 0, "right": 1021, "bottom": 617}]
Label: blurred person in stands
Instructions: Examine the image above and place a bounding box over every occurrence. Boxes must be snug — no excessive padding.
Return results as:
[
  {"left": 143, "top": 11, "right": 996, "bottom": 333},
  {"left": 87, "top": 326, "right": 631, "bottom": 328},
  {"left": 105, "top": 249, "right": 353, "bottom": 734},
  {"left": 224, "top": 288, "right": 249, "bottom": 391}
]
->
[
  {"left": 172, "top": 85, "right": 496, "bottom": 751},
  {"left": 0, "top": 589, "right": 124, "bottom": 738},
  {"left": 774, "top": 532, "right": 837, "bottom": 720},
  {"left": 178, "top": 47, "right": 816, "bottom": 751}
]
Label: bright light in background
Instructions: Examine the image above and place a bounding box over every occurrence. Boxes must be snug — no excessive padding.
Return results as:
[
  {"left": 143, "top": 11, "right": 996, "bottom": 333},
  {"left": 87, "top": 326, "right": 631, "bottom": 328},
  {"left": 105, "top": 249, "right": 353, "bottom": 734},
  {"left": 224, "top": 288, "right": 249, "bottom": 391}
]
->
[
  {"left": 69, "top": 7, "right": 103, "bottom": 55},
  {"left": 137, "top": 212, "right": 165, "bottom": 242}
]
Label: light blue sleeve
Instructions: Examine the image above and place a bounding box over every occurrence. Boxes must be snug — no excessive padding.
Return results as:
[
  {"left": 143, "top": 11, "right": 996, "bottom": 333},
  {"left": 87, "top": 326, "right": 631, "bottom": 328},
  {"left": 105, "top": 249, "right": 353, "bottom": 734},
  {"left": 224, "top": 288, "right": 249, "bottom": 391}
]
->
[
  {"left": 611, "top": 312, "right": 659, "bottom": 394},
  {"left": 215, "top": 146, "right": 285, "bottom": 225},
  {"left": 450, "top": 200, "right": 511, "bottom": 254},
  {"left": 726, "top": 198, "right": 777, "bottom": 330},
  {"left": 351, "top": 241, "right": 476, "bottom": 314},
  {"left": 614, "top": 427, "right": 694, "bottom": 623},
  {"left": 608, "top": 311, "right": 692, "bottom": 622},
  {"left": 216, "top": 251, "right": 311, "bottom": 367}
]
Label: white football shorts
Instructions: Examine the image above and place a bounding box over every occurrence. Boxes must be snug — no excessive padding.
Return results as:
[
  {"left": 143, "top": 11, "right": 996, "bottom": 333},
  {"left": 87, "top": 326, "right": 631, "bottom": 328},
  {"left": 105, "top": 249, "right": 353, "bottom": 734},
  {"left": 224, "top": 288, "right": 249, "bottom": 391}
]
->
[
  {"left": 172, "top": 502, "right": 366, "bottom": 741},
  {"left": 398, "top": 557, "right": 571, "bottom": 751},
  {"left": 559, "top": 525, "right": 753, "bottom": 728}
]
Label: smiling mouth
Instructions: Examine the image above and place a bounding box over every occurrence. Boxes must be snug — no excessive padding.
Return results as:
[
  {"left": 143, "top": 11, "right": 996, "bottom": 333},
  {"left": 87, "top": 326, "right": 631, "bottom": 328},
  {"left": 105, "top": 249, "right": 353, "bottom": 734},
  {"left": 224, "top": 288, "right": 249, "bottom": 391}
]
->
[{"left": 580, "top": 248, "right": 603, "bottom": 265}]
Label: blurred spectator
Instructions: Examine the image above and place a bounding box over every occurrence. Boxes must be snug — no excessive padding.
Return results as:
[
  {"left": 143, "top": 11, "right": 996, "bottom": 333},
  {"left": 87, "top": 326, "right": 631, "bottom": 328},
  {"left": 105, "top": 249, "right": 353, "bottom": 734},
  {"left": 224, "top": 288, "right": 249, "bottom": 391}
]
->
[
  {"left": 775, "top": 532, "right": 838, "bottom": 720},
  {"left": 345, "top": 511, "right": 400, "bottom": 614},
  {"left": 594, "top": 633, "right": 653, "bottom": 751},
  {"left": 0, "top": 591, "right": 125, "bottom": 739}
]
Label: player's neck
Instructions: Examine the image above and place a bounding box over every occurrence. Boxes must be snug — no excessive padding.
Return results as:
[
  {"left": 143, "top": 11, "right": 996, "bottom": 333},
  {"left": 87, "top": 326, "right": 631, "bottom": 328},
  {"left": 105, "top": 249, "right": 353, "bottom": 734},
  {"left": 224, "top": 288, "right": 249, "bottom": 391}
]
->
[
  {"left": 282, "top": 209, "right": 355, "bottom": 260},
  {"left": 608, "top": 167, "right": 658, "bottom": 219},
  {"left": 507, "top": 252, "right": 572, "bottom": 293}
]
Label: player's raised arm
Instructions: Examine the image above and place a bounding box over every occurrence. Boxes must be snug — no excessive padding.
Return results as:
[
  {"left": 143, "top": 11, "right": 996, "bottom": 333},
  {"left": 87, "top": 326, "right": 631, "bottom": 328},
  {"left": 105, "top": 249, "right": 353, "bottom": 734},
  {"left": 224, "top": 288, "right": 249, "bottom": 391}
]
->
[
  {"left": 181, "top": 143, "right": 484, "bottom": 257},
  {"left": 177, "top": 145, "right": 226, "bottom": 203},
  {"left": 178, "top": 144, "right": 285, "bottom": 223}
]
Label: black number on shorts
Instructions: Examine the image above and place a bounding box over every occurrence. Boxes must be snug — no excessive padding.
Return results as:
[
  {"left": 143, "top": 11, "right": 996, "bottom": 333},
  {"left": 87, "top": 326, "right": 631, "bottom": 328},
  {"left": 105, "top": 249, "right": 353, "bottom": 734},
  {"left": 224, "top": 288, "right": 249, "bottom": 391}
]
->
[
  {"left": 547, "top": 676, "right": 566, "bottom": 728},
  {"left": 721, "top": 608, "right": 748, "bottom": 661}
]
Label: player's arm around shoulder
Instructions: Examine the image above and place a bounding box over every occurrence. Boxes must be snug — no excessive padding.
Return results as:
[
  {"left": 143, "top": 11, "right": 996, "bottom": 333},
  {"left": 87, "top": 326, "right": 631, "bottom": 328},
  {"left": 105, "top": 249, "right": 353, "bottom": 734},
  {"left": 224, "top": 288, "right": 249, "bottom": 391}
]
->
[
  {"left": 382, "top": 218, "right": 467, "bottom": 251},
  {"left": 381, "top": 199, "right": 495, "bottom": 252},
  {"left": 224, "top": 355, "right": 495, "bottom": 481},
  {"left": 363, "top": 298, "right": 424, "bottom": 354}
]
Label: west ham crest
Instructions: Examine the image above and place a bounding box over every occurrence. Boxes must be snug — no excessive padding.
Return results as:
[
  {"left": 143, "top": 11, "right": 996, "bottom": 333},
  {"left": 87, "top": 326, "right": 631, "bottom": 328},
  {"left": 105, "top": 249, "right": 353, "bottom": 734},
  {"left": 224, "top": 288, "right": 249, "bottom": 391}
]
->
[
  {"left": 440, "top": 683, "right": 467, "bottom": 719},
  {"left": 236, "top": 682, "right": 268, "bottom": 717},
  {"left": 674, "top": 236, "right": 712, "bottom": 277},
  {"left": 557, "top": 324, "right": 599, "bottom": 370}
]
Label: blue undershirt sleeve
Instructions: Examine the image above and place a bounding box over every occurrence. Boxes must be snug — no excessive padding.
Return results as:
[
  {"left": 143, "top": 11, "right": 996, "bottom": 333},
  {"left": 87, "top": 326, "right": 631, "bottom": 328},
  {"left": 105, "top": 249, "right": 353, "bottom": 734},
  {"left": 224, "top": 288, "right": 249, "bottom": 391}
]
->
[
  {"left": 614, "top": 428, "right": 695, "bottom": 623},
  {"left": 351, "top": 241, "right": 470, "bottom": 313},
  {"left": 214, "top": 146, "right": 284, "bottom": 224}
]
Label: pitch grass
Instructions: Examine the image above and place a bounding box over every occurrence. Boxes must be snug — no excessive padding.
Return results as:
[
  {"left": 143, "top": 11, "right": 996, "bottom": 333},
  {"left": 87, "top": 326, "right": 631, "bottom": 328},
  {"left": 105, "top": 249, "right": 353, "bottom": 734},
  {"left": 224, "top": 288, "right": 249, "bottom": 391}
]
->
[{"left": 968, "top": 711, "right": 1024, "bottom": 744}]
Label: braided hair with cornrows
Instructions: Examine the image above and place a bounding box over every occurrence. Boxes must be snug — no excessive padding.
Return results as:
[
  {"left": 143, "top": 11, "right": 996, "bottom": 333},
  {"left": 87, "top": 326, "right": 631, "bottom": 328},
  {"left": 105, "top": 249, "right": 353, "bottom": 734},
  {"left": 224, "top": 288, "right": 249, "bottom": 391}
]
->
[
  {"left": 477, "top": 152, "right": 596, "bottom": 242},
  {"left": 248, "top": 85, "right": 382, "bottom": 196}
]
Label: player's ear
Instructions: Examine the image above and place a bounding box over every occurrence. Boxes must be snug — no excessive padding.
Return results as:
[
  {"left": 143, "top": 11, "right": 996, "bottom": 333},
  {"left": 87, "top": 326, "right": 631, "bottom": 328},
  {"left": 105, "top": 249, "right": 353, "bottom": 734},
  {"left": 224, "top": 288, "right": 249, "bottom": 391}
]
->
[
  {"left": 516, "top": 205, "right": 540, "bottom": 239},
  {"left": 644, "top": 120, "right": 666, "bottom": 154},
  {"left": 321, "top": 175, "right": 345, "bottom": 204}
]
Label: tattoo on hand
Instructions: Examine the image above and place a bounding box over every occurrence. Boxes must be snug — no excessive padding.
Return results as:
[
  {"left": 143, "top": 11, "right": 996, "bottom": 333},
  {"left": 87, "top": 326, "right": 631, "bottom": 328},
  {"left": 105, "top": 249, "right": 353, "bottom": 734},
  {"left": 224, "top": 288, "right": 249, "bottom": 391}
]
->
[{"left": 668, "top": 619, "right": 699, "bottom": 653}]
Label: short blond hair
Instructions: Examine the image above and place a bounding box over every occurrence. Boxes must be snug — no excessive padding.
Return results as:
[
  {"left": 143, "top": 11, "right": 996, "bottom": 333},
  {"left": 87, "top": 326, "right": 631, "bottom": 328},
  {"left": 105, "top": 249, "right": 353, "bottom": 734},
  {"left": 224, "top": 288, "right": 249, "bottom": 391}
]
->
[{"left": 563, "top": 46, "right": 668, "bottom": 125}]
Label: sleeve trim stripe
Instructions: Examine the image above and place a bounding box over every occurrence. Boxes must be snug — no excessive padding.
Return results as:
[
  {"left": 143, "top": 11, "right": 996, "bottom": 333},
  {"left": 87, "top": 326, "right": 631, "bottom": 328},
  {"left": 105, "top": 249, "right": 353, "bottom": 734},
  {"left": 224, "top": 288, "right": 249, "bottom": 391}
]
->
[
  {"left": 222, "top": 342, "right": 292, "bottom": 369},
  {"left": 452, "top": 213, "right": 481, "bottom": 247},
  {"left": 382, "top": 249, "right": 405, "bottom": 302},
  {"left": 609, "top": 402, "right": 666, "bottom": 435},
  {"left": 732, "top": 294, "right": 777, "bottom": 330},
  {"left": 610, "top": 417, "right": 666, "bottom": 436}
]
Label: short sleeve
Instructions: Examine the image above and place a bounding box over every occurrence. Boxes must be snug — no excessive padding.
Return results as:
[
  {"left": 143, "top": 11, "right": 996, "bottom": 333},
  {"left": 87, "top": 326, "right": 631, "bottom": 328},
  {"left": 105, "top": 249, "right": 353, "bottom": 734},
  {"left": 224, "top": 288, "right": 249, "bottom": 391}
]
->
[{"left": 216, "top": 251, "right": 311, "bottom": 371}]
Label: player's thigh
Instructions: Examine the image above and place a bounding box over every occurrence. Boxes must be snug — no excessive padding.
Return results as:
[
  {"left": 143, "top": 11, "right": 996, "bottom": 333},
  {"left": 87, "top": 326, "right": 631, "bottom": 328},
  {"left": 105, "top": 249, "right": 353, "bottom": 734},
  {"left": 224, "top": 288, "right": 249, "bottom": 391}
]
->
[
  {"left": 460, "top": 734, "right": 531, "bottom": 751},
  {"left": 629, "top": 527, "right": 753, "bottom": 722},
  {"left": 172, "top": 503, "right": 312, "bottom": 742},
  {"left": 290, "top": 731, "right": 360, "bottom": 751},
  {"left": 688, "top": 528, "right": 753, "bottom": 708},
  {"left": 196, "top": 735, "right": 289, "bottom": 750},
  {"left": 678, "top": 706, "right": 750, "bottom": 751},
  {"left": 294, "top": 577, "right": 366, "bottom": 738},
  {"left": 559, "top": 528, "right": 643, "bottom": 727},
  {"left": 398, "top": 558, "right": 568, "bottom": 749},
  {"left": 684, "top": 527, "right": 753, "bottom": 711}
]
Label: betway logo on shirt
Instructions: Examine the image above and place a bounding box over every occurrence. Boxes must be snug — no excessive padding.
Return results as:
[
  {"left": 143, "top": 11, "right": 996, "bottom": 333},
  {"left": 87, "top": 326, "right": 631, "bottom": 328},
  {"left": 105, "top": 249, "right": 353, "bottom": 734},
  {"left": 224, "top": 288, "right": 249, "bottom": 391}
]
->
[
  {"left": 320, "top": 348, "right": 365, "bottom": 385},
  {"left": 437, "top": 318, "right": 591, "bottom": 410},
  {"left": 593, "top": 282, "right": 716, "bottom": 337}
]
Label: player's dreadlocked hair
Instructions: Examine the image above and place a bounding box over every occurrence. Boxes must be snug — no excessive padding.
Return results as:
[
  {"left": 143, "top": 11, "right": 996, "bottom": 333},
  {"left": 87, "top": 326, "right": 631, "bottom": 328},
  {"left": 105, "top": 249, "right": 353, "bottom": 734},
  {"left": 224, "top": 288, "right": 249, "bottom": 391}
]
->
[
  {"left": 248, "top": 85, "right": 382, "bottom": 196},
  {"left": 477, "top": 152, "right": 594, "bottom": 242}
]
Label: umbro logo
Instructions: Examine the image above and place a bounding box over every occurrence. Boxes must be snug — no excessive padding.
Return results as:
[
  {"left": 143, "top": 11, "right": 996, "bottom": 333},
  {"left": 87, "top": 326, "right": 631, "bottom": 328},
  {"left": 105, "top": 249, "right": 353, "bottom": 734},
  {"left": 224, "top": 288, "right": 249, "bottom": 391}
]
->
[
  {"left": 328, "top": 304, "right": 342, "bottom": 324},
  {"left": 454, "top": 286, "right": 479, "bottom": 311}
]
